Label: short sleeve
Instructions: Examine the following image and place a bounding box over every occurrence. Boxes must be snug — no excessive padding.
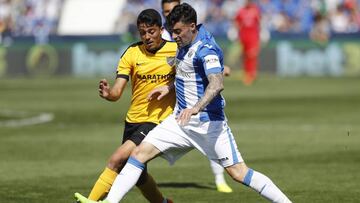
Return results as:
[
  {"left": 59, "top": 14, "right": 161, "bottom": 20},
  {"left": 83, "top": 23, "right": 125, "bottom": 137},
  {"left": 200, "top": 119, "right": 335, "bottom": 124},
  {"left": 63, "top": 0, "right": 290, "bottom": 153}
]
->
[
  {"left": 116, "top": 48, "right": 133, "bottom": 80},
  {"left": 197, "top": 45, "right": 223, "bottom": 76}
]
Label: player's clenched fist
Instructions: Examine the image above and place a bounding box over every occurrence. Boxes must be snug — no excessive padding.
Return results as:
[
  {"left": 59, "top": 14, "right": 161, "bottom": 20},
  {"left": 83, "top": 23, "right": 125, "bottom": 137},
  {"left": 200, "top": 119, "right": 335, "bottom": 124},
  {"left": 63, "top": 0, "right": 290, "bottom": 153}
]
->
[{"left": 99, "top": 79, "right": 110, "bottom": 99}]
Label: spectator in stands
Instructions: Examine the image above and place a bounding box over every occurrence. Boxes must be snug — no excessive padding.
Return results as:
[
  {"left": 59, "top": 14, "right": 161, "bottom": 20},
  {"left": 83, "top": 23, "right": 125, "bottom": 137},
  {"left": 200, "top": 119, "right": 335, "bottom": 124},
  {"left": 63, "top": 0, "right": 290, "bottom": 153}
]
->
[
  {"left": 310, "top": 10, "right": 331, "bottom": 43},
  {"left": 330, "top": 4, "right": 351, "bottom": 33}
]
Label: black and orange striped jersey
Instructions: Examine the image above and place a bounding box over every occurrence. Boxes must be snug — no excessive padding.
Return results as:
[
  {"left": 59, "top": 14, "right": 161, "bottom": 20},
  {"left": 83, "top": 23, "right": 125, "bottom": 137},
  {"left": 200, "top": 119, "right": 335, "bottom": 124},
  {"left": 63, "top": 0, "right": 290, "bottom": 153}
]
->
[{"left": 116, "top": 41, "right": 177, "bottom": 124}]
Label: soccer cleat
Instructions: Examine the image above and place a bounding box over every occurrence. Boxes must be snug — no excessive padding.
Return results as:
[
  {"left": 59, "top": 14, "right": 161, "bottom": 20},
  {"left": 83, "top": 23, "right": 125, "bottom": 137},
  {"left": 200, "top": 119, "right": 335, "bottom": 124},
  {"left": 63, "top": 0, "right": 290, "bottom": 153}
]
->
[
  {"left": 166, "top": 198, "right": 174, "bottom": 203},
  {"left": 216, "top": 183, "right": 233, "bottom": 193},
  {"left": 74, "top": 193, "right": 109, "bottom": 203}
]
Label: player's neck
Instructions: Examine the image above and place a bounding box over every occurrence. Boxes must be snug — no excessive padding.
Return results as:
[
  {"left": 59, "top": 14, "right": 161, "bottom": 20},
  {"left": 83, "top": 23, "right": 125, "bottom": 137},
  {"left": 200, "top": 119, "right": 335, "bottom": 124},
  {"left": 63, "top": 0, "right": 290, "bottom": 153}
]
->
[
  {"left": 190, "top": 29, "right": 199, "bottom": 45},
  {"left": 147, "top": 39, "right": 166, "bottom": 54}
]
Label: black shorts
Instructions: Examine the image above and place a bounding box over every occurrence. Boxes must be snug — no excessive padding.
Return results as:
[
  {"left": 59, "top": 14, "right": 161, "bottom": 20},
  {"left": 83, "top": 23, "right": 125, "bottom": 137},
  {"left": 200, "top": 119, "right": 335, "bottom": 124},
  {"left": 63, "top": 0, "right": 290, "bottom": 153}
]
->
[{"left": 122, "top": 121, "right": 157, "bottom": 145}]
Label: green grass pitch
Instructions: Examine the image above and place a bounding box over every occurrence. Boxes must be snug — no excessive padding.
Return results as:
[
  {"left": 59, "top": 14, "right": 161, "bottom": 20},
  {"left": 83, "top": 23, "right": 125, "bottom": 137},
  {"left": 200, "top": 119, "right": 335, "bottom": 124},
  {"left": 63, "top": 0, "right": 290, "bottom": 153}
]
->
[{"left": 0, "top": 75, "right": 359, "bottom": 202}]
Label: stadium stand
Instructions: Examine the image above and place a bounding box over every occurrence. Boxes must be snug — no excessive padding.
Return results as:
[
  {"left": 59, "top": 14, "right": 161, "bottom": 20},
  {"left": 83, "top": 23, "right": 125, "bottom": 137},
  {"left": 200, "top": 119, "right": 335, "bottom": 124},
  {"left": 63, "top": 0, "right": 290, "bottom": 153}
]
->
[{"left": 1, "top": 0, "right": 359, "bottom": 39}]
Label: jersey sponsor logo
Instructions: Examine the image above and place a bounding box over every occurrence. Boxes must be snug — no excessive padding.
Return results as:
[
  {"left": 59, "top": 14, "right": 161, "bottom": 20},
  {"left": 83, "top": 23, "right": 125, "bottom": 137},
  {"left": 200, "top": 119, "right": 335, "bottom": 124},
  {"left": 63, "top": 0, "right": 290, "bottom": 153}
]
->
[
  {"left": 176, "top": 60, "right": 191, "bottom": 78},
  {"left": 218, "top": 157, "right": 229, "bottom": 163},
  {"left": 204, "top": 55, "right": 221, "bottom": 70},
  {"left": 136, "top": 73, "right": 175, "bottom": 83},
  {"left": 176, "top": 68, "right": 191, "bottom": 78}
]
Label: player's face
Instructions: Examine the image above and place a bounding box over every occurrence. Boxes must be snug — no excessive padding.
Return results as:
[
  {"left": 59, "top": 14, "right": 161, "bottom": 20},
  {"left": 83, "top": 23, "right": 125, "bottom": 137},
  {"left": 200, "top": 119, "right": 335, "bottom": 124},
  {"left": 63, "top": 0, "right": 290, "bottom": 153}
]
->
[
  {"left": 171, "top": 21, "right": 196, "bottom": 48},
  {"left": 162, "top": 2, "right": 179, "bottom": 17},
  {"left": 138, "top": 23, "right": 163, "bottom": 52}
]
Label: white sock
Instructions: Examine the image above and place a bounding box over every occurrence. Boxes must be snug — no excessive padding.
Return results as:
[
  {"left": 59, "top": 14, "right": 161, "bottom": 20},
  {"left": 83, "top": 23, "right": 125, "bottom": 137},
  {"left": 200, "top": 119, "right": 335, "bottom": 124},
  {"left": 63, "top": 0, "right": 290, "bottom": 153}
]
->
[
  {"left": 106, "top": 157, "right": 145, "bottom": 203},
  {"left": 244, "top": 169, "right": 291, "bottom": 203},
  {"left": 209, "top": 160, "right": 226, "bottom": 185}
]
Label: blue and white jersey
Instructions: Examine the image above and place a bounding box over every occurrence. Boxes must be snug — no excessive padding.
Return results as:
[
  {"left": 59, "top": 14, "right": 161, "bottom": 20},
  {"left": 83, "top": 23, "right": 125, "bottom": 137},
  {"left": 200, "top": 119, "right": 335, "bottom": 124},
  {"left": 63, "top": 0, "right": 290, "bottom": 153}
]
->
[{"left": 174, "top": 24, "right": 226, "bottom": 122}]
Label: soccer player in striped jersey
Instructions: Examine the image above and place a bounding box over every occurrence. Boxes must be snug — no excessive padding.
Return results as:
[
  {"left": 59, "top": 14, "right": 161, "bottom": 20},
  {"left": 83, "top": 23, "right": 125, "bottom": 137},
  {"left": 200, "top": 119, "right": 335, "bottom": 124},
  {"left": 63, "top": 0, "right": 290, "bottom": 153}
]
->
[
  {"left": 75, "top": 9, "right": 175, "bottom": 203},
  {"left": 161, "top": 0, "right": 233, "bottom": 194},
  {"left": 76, "top": 3, "right": 291, "bottom": 203}
]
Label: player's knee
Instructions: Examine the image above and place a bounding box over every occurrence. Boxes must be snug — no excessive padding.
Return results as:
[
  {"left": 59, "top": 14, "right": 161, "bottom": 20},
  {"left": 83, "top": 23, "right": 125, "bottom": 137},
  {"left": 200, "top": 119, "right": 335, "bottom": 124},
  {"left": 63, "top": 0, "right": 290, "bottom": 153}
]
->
[
  {"left": 129, "top": 146, "right": 148, "bottom": 163},
  {"left": 226, "top": 163, "right": 249, "bottom": 183},
  {"left": 130, "top": 143, "right": 157, "bottom": 163},
  {"left": 107, "top": 153, "right": 128, "bottom": 171}
]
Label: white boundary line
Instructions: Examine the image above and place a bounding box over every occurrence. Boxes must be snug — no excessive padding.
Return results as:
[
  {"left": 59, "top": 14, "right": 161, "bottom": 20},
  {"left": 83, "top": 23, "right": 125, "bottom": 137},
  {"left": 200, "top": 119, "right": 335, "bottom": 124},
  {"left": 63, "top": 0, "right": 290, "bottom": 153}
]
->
[{"left": 0, "top": 110, "right": 54, "bottom": 127}]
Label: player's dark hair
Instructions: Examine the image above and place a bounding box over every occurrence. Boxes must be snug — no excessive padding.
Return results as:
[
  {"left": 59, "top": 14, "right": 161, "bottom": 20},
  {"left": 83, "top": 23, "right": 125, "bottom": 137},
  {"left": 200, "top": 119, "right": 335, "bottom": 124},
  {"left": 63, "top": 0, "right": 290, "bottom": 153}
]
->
[
  {"left": 137, "top": 9, "right": 162, "bottom": 27},
  {"left": 166, "top": 3, "right": 197, "bottom": 28},
  {"left": 161, "top": 0, "right": 180, "bottom": 6}
]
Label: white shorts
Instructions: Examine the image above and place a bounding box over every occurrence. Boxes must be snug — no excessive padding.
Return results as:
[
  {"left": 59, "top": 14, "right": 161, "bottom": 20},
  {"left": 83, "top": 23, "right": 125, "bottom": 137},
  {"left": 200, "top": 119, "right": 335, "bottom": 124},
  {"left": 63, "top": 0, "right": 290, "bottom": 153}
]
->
[{"left": 143, "top": 114, "right": 243, "bottom": 167}]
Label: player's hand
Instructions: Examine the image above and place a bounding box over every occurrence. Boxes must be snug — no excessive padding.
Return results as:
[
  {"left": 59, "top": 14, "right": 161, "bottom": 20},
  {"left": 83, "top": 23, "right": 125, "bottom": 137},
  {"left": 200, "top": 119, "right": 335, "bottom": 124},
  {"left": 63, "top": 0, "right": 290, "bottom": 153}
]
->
[
  {"left": 223, "top": 65, "right": 231, "bottom": 77},
  {"left": 99, "top": 79, "right": 110, "bottom": 99},
  {"left": 147, "top": 85, "right": 171, "bottom": 101},
  {"left": 176, "top": 107, "right": 199, "bottom": 126}
]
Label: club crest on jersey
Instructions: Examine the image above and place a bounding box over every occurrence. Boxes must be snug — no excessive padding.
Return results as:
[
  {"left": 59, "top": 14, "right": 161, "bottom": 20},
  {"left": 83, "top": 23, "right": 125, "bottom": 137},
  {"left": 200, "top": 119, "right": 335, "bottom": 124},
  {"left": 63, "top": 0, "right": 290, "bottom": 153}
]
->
[
  {"left": 166, "top": 57, "right": 176, "bottom": 67},
  {"left": 187, "top": 49, "right": 195, "bottom": 58}
]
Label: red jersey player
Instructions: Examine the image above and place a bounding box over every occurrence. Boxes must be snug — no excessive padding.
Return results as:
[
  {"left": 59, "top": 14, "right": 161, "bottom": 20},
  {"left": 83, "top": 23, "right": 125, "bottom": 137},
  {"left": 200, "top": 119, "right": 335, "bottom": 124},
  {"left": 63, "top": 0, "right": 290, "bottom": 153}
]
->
[{"left": 234, "top": 0, "right": 261, "bottom": 85}]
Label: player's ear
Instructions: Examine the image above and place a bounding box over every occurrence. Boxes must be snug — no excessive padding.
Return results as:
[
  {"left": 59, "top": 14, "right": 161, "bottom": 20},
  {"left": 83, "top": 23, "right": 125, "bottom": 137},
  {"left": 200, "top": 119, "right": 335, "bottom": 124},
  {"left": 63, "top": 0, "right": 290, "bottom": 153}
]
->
[{"left": 190, "top": 23, "right": 196, "bottom": 32}]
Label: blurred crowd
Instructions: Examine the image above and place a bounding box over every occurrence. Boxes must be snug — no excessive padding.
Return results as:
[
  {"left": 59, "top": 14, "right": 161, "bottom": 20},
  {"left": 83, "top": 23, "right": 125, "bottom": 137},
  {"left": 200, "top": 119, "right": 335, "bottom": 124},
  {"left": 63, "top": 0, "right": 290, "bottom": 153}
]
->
[
  {"left": 116, "top": 0, "right": 360, "bottom": 43},
  {"left": 0, "top": 0, "right": 359, "bottom": 42},
  {"left": 0, "top": 0, "right": 63, "bottom": 44}
]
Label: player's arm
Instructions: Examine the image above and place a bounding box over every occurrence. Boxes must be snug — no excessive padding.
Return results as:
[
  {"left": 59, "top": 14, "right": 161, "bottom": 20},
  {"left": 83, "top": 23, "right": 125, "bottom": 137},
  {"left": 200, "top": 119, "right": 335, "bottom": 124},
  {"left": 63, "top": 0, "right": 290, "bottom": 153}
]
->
[
  {"left": 177, "top": 73, "right": 224, "bottom": 125},
  {"left": 177, "top": 46, "right": 224, "bottom": 125},
  {"left": 99, "top": 77, "right": 127, "bottom": 102},
  {"left": 101, "top": 44, "right": 134, "bottom": 101},
  {"left": 194, "top": 73, "right": 224, "bottom": 112},
  {"left": 147, "top": 82, "right": 174, "bottom": 101}
]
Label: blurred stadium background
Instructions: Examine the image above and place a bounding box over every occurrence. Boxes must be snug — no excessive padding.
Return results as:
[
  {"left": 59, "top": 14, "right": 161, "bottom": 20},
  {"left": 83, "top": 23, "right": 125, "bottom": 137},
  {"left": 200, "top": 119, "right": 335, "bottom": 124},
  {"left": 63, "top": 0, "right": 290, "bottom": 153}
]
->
[{"left": 0, "top": 0, "right": 360, "bottom": 202}]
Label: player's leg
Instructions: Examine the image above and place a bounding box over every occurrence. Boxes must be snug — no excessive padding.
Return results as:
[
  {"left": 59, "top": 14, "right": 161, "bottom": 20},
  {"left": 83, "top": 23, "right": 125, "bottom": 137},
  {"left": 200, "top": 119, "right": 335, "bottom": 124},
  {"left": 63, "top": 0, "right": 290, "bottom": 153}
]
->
[
  {"left": 225, "top": 163, "right": 291, "bottom": 203},
  {"left": 209, "top": 160, "right": 233, "bottom": 193},
  {"left": 105, "top": 142, "right": 162, "bottom": 203},
  {"left": 88, "top": 140, "right": 136, "bottom": 200},
  {"left": 137, "top": 173, "right": 169, "bottom": 203},
  {"left": 242, "top": 39, "right": 259, "bottom": 85},
  {"left": 106, "top": 115, "right": 192, "bottom": 203},
  {"left": 218, "top": 123, "right": 291, "bottom": 202},
  {"left": 200, "top": 121, "right": 291, "bottom": 203},
  {"left": 86, "top": 121, "right": 169, "bottom": 203}
]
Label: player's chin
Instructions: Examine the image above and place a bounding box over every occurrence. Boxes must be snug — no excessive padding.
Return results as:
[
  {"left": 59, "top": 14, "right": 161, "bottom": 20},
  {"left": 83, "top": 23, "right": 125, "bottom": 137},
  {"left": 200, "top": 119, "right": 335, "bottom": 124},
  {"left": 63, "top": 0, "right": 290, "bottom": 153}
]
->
[
  {"left": 175, "top": 41, "right": 183, "bottom": 48},
  {"left": 146, "top": 44, "right": 156, "bottom": 52}
]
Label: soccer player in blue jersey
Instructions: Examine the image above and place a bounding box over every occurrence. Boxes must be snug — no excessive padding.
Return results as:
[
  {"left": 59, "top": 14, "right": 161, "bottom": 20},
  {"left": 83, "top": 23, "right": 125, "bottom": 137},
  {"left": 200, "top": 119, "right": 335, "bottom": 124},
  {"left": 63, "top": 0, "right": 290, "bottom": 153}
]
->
[
  {"left": 161, "top": 0, "right": 233, "bottom": 193},
  {"left": 75, "top": 3, "right": 291, "bottom": 203}
]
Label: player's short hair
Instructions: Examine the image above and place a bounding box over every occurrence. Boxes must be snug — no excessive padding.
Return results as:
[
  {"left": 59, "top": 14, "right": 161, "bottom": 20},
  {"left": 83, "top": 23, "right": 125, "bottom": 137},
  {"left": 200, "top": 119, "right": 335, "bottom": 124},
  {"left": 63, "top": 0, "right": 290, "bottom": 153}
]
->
[
  {"left": 166, "top": 3, "right": 197, "bottom": 28},
  {"left": 137, "top": 9, "right": 162, "bottom": 27},
  {"left": 161, "top": 0, "right": 180, "bottom": 5}
]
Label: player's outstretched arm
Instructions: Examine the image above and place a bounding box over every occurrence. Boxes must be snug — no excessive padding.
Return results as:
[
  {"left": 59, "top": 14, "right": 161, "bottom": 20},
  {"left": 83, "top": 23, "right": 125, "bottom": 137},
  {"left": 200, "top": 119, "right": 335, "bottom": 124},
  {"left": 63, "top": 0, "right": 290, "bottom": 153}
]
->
[
  {"left": 177, "top": 73, "right": 224, "bottom": 125},
  {"left": 99, "top": 78, "right": 127, "bottom": 101}
]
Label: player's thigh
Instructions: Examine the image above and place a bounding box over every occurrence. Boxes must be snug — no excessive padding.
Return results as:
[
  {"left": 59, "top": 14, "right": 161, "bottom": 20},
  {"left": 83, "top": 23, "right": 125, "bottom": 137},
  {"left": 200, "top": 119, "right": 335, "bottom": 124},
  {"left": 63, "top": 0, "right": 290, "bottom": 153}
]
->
[
  {"left": 122, "top": 122, "right": 157, "bottom": 146},
  {"left": 141, "top": 114, "right": 193, "bottom": 164},
  {"left": 131, "top": 141, "right": 161, "bottom": 163},
  {"left": 207, "top": 121, "right": 243, "bottom": 167}
]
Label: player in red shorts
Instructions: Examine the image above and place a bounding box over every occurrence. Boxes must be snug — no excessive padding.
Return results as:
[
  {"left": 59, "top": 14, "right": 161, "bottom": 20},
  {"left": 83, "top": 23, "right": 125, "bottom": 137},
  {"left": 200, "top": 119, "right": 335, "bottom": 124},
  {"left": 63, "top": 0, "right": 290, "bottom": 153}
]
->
[{"left": 234, "top": 0, "right": 261, "bottom": 85}]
